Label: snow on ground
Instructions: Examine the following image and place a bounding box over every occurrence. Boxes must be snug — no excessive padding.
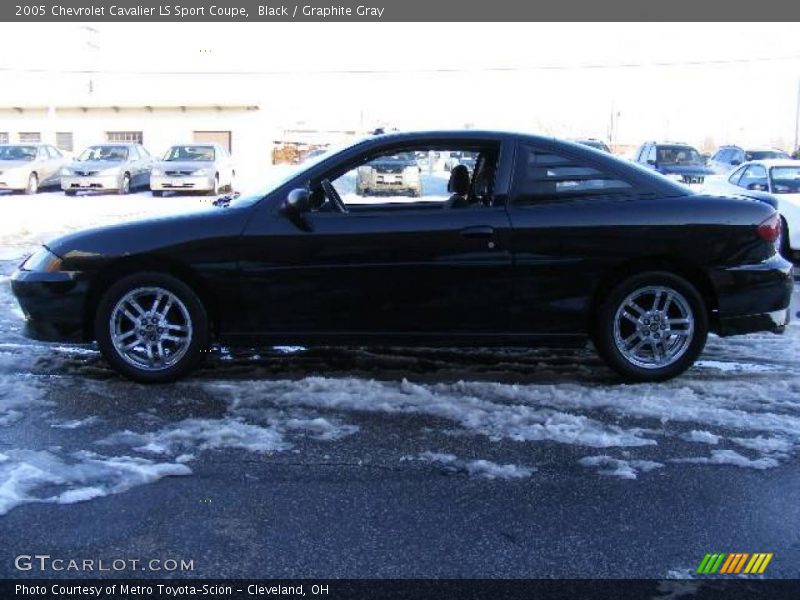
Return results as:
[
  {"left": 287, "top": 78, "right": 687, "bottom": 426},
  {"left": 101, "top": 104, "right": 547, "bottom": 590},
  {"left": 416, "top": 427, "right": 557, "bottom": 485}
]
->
[{"left": 0, "top": 191, "right": 798, "bottom": 516}]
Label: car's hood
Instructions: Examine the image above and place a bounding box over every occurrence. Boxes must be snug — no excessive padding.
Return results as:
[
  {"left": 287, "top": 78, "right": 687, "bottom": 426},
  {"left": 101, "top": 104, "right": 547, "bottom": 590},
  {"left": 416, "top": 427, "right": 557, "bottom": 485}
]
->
[
  {"left": 0, "top": 160, "right": 35, "bottom": 170},
  {"left": 69, "top": 160, "right": 124, "bottom": 171},
  {"left": 659, "top": 164, "right": 714, "bottom": 176},
  {"left": 45, "top": 203, "right": 253, "bottom": 270},
  {"left": 157, "top": 161, "right": 215, "bottom": 171},
  {"left": 369, "top": 160, "right": 414, "bottom": 170}
]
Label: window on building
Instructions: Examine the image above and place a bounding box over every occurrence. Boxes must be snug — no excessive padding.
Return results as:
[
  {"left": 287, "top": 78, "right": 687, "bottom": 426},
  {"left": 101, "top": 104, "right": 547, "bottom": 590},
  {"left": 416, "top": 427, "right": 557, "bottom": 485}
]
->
[
  {"left": 56, "top": 132, "right": 74, "bottom": 152},
  {"left": 0, "top": 132, "right": 9, "bottom": 144},
  {"left": 19, "top": 132, "right": 41, "bottom": 143},
  {"left": 106, "top": 131, "right": 143, "bottom": 144}
]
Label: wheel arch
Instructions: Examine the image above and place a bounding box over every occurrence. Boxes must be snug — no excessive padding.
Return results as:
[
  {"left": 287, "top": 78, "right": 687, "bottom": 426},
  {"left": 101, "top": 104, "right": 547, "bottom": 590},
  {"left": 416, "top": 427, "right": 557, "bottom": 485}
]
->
[
  {"left": 82, "top": 255, "right": 220, "bottom": 341},
  {"left": 590, "top": 256, "right": 718, "bottom": 332}
]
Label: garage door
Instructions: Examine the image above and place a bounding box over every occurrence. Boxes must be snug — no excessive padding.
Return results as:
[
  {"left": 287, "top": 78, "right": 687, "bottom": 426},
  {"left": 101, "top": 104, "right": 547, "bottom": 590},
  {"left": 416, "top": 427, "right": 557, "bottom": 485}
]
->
[{"left": 193, "top": 131, "right": 232, "bottom": 153}]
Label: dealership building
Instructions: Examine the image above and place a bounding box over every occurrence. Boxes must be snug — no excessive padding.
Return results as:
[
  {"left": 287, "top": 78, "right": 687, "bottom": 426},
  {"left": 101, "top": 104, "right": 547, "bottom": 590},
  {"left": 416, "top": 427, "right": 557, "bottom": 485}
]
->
[{"left": 0, "top": 91, "right": 275, "bottom": 183}]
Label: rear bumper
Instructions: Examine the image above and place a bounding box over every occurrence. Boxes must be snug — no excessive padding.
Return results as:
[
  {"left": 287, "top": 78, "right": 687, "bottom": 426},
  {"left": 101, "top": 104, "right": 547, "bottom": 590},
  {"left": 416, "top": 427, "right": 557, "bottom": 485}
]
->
[
  {"left": 711, "top": 254, "right": 794, "bottom": 336},
  {"left": 10, "top": 269, "right": 90, "bottom": 342}
]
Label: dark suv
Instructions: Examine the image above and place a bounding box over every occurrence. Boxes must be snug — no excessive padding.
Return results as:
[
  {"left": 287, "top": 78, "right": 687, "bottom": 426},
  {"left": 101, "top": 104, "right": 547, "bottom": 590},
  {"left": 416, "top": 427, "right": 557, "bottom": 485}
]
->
[
  {"left": 709, "top": 145, "right": 789, "bottom": 175},
  {"left": 633, "top": 141, "right": 713, "bottom": 185}
]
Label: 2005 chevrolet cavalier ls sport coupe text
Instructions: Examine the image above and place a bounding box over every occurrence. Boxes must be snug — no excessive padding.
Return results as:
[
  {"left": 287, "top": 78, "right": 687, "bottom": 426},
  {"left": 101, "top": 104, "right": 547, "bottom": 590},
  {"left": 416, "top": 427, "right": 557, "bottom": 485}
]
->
[{"left": 10, "top": 131, "right": 794, "bottom": 383}]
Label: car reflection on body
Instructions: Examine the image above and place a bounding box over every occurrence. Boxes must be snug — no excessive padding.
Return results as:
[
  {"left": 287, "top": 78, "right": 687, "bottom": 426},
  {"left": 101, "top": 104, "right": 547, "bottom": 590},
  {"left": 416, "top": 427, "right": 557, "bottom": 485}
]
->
[
  {"left": 61, "top": 143, "right": 154, "bottom": 195},
  {"left": 10, "top": 130, "right": 793, "bottom": 383},
  {"left": 150, "top": 143, "right": 234, "bottom": 197},
  {"left": 0, "top": 143, "right": 68, "bottom": 194}
]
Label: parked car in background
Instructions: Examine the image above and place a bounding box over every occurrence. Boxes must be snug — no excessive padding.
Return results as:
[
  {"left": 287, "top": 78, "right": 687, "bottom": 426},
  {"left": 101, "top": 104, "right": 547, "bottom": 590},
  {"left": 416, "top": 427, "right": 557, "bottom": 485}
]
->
[
  {"left": 150, "top": 143, "right": 234, "bottom": 197},
  {"left": 575, "top": 138, "right": 611, "bottom": 152},
  {"left": 356, "top": 151, "right": 422, "bottom": 196},
  {"left": 702, "top": 159, "right": 800, "bottom": 261},
  {"left": 634, "top": 141, "right": 713, "bottom": 184},
  {"left": 708, "top": 145, "right": 790, "bottom": 175},
  {"left": 10, "top": 131, "right": 792, "bottom": 383},
  {"left": 61, "top": 143, "right": 153, "bottom": 195},
  {"left": 0, "top": 143, "right": 67, "bottom": 194}
]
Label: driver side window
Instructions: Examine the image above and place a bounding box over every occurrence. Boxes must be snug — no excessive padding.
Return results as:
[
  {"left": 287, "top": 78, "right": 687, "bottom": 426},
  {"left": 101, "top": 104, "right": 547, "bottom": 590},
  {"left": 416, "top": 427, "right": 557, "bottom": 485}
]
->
[{"left": 320, "top": 145, "right": 496, "bottom": 212}]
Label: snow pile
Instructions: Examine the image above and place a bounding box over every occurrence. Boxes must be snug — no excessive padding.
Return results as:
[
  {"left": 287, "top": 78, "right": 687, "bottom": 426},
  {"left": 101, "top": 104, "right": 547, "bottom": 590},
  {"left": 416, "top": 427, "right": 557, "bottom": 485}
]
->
[
  {"left": 671, "top": 450, "right": 780, "bottom": 470},
  {"left": 416, "top": 451, "right": 534, "bottom": 480},
  {"left": 578, "top": 455, "right": 664, "bottom": 480},
  {"left": 680, "top": 430, "right": 720, "bottom": 445},
  {"left": 0, "top": 449, "right": 190, "bottom": 516},
  {"left": 214, "top": 377, "right": 656, "bottom": 448},
  {"left": 0, "top": 374, "right": 49, "bottom": 427}
]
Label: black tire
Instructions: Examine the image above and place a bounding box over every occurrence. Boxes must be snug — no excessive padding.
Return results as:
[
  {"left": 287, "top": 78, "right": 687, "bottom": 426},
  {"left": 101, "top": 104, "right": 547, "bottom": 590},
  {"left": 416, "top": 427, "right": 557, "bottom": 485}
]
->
[
  {"left": 152, "top": 190, "right": 164, "bottom": 197},
  {"left": 117, "top": 173, "right": 131, "bottom": 195},
  {"left": 779, "top": 217, "right": 793, "bottom": 263},
  {"left": 25, "top": 172, "right": 38, "bottom": 195},
  {"left": 593, "top": 271, "right": 708, "bottom": 382},
  {"left": 95, "top": 272, "right": 210, "bottom": 383},
  {"left": 64, "top": 190, "right": 77, "bottom": 197}
]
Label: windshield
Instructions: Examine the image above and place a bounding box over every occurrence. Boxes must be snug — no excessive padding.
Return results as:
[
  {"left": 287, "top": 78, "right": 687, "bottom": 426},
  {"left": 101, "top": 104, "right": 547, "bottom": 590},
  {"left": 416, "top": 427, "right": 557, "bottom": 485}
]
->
[
  {"left": 163, "top": 145, "right": 215, "bottom": 161},
  {"left": 0, "top": 145, "right": 37, "bottom": 161},
  {"left": 657, "top": 145, "right": 703, "bottom": 165},
  {"left": 78, "top": 146, "right": 129, "bottom": 162},
  {"left": 747, "top": 150, "right": 789, "bottom": 161},
  {"left": 770, "top": 167, "right": 800, "bottom": 193}
]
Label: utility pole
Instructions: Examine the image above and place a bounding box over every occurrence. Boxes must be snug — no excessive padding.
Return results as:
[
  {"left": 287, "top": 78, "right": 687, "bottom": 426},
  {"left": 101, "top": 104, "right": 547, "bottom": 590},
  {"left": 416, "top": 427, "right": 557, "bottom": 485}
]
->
[{"left": 794, "top": 78, "right": 800, "bottom": 154}]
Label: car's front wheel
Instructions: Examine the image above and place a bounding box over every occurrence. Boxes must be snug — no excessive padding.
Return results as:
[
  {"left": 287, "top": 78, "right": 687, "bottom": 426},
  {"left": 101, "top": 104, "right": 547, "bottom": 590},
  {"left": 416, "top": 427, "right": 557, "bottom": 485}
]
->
[
  {"left": 593, "top": 271, "right": 708, "bottom": 382},
  {"left": 95, "top": 272, "right": 209, "bottom": 382},
  {"left": 25, "top": 172, "right": 38, "bottom": 195}
]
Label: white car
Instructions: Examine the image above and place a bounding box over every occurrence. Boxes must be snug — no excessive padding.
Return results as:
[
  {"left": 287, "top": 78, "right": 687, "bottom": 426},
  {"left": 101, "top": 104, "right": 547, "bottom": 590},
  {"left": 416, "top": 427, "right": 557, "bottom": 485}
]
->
[
  {"left": 150, "top": 143, "right": 235, "bottom": 196},
  {"left": 0, "top": 143, "right": 68, "bottom": 194},
  {"left": 702, "top": 159, "right": 800, "bottom": 261}
]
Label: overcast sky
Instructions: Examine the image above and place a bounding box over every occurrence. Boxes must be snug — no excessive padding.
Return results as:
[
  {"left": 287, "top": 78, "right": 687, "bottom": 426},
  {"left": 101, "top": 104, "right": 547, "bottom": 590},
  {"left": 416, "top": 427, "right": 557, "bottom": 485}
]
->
[{"left": 1, "top": 22, "right": 799, "bottom": 150}]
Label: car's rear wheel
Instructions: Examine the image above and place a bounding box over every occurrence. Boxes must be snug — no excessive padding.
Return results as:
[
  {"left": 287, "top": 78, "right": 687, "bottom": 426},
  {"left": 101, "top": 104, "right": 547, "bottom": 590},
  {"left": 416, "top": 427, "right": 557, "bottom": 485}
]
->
[
  {"left": 95, "top": 272, "right": 209, "bottom": 383},
  {"left": 779, "top": 216, "right": 794, "bottom": 262},
  {"left": 25, "top": 172, "right": 38, "bottom": 195},
  {"left": 593, "top": 271, "right": 708, "bottom": 382}
]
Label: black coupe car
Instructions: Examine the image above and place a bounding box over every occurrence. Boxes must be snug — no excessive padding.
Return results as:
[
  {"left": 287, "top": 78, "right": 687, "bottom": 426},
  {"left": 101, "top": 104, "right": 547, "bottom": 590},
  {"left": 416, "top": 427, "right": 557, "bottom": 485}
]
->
[{"left": 11, "top": 131, "right": 793, "bottom": 383}]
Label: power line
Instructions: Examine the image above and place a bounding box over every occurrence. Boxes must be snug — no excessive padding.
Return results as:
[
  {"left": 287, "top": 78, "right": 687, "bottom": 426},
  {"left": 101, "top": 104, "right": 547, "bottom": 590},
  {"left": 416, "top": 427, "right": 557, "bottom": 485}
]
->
[{"left": 1, "top": 54, "right": 800, "bottom": 77}]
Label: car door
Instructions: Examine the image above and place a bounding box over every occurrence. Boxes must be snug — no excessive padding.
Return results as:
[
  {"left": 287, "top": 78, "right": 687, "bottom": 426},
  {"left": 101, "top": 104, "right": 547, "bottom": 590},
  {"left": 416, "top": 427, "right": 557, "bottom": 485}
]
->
[
  {"left": 737, "top": 164, "right": 768, "bottom": 191},
  {"left": 234, "top": 139, "right": 515, "bottom": 338},
  {"left": 44, "top": 146, "right": 63, "bottom": 185}
]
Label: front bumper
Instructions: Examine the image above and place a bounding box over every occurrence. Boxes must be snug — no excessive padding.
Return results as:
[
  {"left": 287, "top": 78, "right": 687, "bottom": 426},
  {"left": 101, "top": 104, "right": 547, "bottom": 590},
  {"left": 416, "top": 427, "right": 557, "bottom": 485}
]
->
[
  {"left": 10, "top": 269, "right": 90, "bottom": 342},
  {"left": 151, "top": 175, "right": 215, "bottom": 192},
  {"left": 712, "top": 254, "right": 794, "bottom": 336},
  {"left": 0, "top": 171, "right": 30, "bottom": 190},
  {"left": 61, "top": 175, "right": 120, "bottom": 192}
]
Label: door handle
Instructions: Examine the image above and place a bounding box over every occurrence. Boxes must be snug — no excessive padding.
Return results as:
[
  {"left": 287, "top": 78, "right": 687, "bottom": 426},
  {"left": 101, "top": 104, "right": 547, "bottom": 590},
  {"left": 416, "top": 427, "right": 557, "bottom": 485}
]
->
[{"left": 459, "top": 225, "right": 495, "bottom": 239}]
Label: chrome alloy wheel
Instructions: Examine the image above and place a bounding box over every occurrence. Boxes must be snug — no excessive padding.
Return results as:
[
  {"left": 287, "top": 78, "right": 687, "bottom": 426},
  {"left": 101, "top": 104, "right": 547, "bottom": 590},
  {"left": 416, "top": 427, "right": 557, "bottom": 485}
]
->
[
  {"left": 612, "top": 285, "right": 694, "bottom": 370},
  {"left": 109, "top": 286, "right": 193, "bottom": 371}
]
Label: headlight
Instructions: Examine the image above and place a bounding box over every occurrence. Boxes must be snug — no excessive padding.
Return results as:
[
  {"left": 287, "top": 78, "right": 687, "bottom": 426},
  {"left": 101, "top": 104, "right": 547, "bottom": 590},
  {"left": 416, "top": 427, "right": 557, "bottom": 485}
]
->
[
  {"left": 191, "top": 168, "right": 212, "bottom": 176},
  {"left": 60, "top": 167, "right": 74, "bottom": 176},
  {"left": 21, "top": 247, "right": 62, "bottom": 272},
  {"left": 151, "top": 167, "right": 164, "bottom": 176}
]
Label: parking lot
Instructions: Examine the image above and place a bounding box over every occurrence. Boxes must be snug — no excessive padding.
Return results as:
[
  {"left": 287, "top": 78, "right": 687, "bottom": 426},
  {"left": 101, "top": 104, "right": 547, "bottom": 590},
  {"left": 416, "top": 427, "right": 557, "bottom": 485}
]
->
[{"left": 0, "top": 190, "right": 799, "bottom": 579}]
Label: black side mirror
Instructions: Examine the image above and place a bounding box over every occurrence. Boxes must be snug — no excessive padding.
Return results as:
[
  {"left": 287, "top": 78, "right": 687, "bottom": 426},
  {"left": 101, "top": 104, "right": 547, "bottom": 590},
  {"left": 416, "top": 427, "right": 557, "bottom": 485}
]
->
[
  {"left": 731, "top": 160, "right": 741, "bottom": 166},
  {"left": 281, "top": 188, "right": 311, "bottom": 215},
  {"left": 747, "top": 182, "right": 767, "bottom": 191},
  {"left": 646, "top": 159, "right": 656, "bottom": 166}
]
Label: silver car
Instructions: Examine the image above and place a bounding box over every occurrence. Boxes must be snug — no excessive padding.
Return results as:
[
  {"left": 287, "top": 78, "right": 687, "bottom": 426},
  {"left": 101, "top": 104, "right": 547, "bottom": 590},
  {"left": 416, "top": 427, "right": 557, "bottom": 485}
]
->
[
  {"left": 150, "top": 143, "right": 235, "bottom": 196},
  {"left": 61, "top": 143, "right": 154, "bottom": 195},
  {"left": 0, "top": 143, "right": 68, "bottom": 194}
]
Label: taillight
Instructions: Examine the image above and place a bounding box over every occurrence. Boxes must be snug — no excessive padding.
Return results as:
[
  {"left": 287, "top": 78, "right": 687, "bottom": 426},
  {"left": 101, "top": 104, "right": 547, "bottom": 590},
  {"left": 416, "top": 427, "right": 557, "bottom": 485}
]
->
[{"left": 756, "top": 213, "right": 781, "bottom": 243}]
